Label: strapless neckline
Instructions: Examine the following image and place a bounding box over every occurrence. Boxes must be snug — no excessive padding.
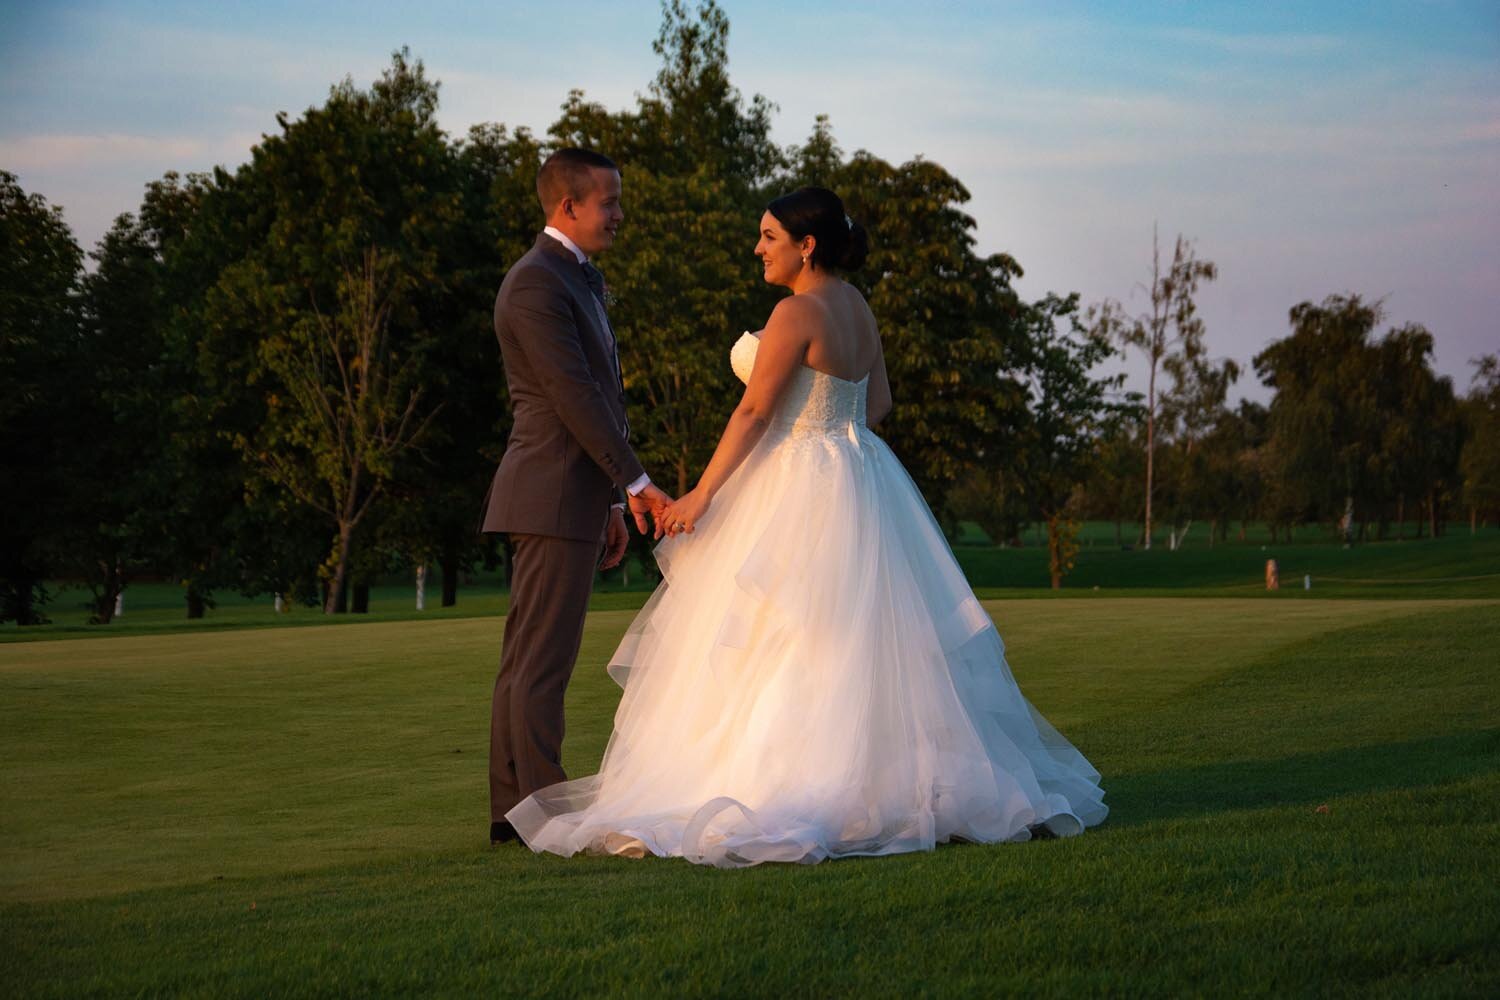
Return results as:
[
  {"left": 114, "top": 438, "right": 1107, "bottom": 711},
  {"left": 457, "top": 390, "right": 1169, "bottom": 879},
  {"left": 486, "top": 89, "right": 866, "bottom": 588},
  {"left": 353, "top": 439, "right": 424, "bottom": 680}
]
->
[
  {"left": 734, "top": 332, "right": 870, "bottom": 386},
  {"left": 730, "top": 332, "right": 868, "bottom": 433}
]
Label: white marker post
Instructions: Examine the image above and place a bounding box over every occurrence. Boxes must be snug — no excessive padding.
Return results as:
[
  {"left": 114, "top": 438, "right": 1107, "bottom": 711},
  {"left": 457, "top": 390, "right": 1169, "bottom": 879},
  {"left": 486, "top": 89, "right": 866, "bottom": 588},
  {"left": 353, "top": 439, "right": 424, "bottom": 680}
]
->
[{"left": 416, "top": 562, "right": 427, "bottom": 611}]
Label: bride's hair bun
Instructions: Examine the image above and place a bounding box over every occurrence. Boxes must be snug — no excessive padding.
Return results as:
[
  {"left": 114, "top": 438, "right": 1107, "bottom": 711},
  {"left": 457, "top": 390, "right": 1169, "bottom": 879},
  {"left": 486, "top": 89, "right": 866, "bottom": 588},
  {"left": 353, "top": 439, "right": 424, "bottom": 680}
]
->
[{"left": 767, "top": 187, "right": 869, "bottom": 272}]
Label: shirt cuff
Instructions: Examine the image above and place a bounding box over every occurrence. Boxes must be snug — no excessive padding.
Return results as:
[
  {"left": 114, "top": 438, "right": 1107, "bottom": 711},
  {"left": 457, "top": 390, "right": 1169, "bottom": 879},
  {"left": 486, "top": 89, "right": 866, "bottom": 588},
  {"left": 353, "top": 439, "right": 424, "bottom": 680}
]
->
[{"left": 625, "top": 473, "right": 651, "bottom": 497}]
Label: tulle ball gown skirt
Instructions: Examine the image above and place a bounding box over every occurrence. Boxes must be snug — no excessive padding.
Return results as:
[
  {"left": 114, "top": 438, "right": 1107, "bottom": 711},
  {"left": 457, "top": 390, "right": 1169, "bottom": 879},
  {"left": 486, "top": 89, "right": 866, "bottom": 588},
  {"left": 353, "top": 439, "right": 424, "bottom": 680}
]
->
[{"left": 507, "top": 420, "right": 1107, "bottom": 868}]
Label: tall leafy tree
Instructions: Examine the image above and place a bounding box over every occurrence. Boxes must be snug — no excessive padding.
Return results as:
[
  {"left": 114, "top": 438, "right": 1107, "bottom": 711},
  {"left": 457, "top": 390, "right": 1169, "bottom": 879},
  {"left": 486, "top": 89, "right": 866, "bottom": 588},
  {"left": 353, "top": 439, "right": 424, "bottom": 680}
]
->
[
  {"left": 817, "top": 149, "right": 1031, "bottom": 529},
  {"left": 0, "top": 171, "right": 83, "bottom": 624},
  {"left": 64, "top": 212, "right": 173, "bottom": 622},
  {"left": 208, "top": 50, "right": 464, "bottom": 612},
  {"left": 1253, "top": 295, "right": 1459, "bottom": 540},
  {"left": 1372, "top": 324, "right": 1461, "bottom": 538},
  {"left": 1254, "top": 295, "right": 1383, "bottom": 537},
  {"left": 1012, "top": 294, "right": 1129, "bottom": 587},
  {"left": 246, "top": 248, "right": 440, "bottom": 613}
]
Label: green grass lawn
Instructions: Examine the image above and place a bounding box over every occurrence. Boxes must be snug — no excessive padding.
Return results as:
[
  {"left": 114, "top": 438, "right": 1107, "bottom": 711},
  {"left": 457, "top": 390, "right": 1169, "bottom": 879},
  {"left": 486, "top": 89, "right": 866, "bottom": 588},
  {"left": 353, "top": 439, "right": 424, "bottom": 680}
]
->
[{"left": 3, "top": 598, "right": 1497, "bottom": 995}]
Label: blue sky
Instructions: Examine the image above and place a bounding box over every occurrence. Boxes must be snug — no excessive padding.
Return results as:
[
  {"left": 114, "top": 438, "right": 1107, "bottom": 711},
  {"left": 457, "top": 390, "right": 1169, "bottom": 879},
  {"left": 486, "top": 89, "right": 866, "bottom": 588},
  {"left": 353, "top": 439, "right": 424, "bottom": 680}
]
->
[{"left": 3, "top": 1, "right": 1497, "bottom": 401}]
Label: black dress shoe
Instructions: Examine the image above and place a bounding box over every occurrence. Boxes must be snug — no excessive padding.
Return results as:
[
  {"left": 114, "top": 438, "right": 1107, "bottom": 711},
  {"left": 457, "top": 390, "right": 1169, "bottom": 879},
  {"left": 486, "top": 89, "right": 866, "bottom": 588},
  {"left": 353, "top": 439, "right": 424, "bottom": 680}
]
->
[{"left": 490, "top": 820, "right": 521, "bottom": 845}]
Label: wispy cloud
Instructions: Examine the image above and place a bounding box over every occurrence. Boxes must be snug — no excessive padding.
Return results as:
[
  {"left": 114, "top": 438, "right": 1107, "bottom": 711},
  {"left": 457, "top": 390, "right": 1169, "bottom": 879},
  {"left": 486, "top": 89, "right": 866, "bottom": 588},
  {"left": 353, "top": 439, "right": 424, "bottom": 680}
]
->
[
  {"left": 0, "top": 132, "right": 261, "bottom": 173},
  {"left": 1153, "top": 27, "right": 1345, "bottom": 58}
]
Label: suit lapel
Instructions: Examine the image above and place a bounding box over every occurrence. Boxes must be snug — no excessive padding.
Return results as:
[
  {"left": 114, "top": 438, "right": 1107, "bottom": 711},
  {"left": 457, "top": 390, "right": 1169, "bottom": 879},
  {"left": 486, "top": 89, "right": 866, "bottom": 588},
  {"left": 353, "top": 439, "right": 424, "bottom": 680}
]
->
[{"left": 533, "top": 232, "right": 628, "bottom": 432}]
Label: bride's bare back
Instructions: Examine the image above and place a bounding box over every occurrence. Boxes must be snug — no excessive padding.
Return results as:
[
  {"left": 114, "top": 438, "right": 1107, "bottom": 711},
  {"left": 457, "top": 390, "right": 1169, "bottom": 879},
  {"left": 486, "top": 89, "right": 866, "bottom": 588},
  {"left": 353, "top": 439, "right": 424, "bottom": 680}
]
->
[
  {"left": 798, "top": 281, "right": 879, "bottom": 381},
  {"left": 794, "top": 280, "right": 893, "bottom": 424}
]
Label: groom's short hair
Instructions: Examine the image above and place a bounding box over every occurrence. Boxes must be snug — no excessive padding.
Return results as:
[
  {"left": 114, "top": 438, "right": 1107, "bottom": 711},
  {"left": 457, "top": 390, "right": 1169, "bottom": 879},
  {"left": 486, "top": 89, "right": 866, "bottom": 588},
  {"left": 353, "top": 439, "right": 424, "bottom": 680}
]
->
[{"left": 537, "top": 148, "right": 618, "bottom": 215}]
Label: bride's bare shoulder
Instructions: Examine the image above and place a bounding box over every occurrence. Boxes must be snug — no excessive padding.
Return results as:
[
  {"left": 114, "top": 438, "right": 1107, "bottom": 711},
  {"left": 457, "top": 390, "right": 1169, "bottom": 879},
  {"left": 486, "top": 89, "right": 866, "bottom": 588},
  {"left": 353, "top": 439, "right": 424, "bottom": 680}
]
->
[
  {"left": 768, "top": 293, "right": 821, "bottom": 321},
  {"left": 764, "top": 294, "right": 821, "bottom": 338}
]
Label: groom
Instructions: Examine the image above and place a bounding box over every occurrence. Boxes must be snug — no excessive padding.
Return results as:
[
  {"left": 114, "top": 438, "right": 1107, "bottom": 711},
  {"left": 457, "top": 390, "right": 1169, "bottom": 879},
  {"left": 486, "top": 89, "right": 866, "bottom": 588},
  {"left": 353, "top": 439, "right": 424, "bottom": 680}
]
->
[{"left": 481, "top": 148, "right": 670, "bottom": 845}]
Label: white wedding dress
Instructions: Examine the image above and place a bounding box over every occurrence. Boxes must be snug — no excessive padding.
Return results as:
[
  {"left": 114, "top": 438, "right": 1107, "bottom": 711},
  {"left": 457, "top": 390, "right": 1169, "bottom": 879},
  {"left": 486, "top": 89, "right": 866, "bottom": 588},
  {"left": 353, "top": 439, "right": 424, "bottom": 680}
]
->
[{"left": 507, "top": 333, "right": 1107, "bottom": 866}]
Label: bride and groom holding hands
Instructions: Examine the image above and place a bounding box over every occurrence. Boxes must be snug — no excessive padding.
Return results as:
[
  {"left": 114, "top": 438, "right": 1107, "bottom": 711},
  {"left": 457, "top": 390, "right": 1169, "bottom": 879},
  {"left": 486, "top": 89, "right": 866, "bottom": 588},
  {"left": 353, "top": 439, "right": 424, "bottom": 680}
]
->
[{"left": 482, "top": 148, "right": 1106, "bottom": 868}]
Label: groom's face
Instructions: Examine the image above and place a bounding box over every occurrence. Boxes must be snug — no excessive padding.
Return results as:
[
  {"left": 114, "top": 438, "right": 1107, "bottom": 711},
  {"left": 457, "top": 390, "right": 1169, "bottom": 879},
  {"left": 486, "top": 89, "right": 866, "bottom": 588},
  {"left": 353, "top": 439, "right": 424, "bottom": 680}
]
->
[{"left": 564, "top": 167, "right": 624, "bottom": 257}]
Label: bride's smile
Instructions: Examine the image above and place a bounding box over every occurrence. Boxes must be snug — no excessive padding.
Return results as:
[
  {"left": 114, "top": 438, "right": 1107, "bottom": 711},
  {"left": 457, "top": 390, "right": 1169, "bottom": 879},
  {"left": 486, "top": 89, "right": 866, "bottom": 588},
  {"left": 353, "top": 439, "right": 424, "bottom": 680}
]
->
[{"left": 755, "top": 211, "right": 815, "bottom": 290}]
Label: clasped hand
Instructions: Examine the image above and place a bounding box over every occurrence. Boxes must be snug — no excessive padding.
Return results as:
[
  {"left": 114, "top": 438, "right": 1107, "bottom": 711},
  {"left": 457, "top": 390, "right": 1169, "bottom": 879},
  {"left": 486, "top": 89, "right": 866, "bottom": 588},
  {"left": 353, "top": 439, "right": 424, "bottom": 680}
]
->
[
  {"left": 656, "top": 487, "right": 708, "bottom": 539},
  {"left": 624, "top": 482, "right": 709, "bottom": 541},
  {"left": 627, "top": 483, "right": 674, "bottom": 538}
]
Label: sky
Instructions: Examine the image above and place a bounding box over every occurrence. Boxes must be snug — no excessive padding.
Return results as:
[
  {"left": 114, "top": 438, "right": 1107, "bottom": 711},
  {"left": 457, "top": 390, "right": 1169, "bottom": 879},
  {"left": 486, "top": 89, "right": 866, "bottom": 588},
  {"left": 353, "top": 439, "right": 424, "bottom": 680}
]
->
[{"left": 3, "top": 0, "right": 1497, "bottom": 403}]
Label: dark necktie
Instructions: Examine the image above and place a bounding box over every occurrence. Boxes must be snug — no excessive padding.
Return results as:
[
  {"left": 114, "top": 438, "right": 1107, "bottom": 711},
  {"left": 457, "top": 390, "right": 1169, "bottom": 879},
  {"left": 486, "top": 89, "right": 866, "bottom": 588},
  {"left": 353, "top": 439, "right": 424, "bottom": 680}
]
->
[
  {"left": 581, "top": 260, "right": 627, "bottom": 435},
  {"left": 581, "top": 260, "right": 607, "bottom": 301}
]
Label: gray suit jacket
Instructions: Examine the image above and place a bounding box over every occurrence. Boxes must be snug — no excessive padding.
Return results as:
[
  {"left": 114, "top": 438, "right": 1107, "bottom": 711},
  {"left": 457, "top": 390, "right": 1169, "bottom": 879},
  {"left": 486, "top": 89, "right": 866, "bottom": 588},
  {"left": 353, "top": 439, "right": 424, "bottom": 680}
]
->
[{"left": 480, "top": 233, "right": 646, "bottom": 542}]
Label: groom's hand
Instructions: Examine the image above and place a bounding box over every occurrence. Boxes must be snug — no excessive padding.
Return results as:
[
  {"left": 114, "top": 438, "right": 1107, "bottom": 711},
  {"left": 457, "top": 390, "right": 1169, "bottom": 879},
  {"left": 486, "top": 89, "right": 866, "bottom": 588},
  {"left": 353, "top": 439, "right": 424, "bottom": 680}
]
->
[
  {"left": 628, "top": 483, "right": 674, "bottom": 535},
  {"left": 600, "top": 507, "right": 629, "bottom": 570}
]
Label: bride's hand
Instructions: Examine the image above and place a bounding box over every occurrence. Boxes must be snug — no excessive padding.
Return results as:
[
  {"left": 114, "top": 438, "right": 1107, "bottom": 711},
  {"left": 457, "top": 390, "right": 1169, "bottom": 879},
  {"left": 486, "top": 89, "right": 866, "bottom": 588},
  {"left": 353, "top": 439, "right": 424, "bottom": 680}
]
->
[{"left": 659, "top": 488, "right": 710, "bottom": 539}]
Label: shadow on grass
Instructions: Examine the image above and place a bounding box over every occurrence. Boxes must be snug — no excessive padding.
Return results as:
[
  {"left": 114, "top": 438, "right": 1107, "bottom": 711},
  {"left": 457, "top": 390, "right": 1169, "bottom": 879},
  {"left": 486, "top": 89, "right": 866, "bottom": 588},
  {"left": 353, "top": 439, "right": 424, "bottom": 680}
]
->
[{"left": 1104, "top": 727, "right": 1500, "bottom": 827}]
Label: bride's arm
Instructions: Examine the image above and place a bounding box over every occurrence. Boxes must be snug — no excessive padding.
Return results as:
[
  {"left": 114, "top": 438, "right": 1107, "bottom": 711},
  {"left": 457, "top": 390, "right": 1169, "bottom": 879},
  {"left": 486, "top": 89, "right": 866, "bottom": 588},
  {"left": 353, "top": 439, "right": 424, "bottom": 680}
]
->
[
  {"left": 698, "top": 297, "right": 813, "bottom": 498},
  {"left": 867, "top": 337, "right": 892, "bottom": 427},
  {"left": 658, "top": 299, "right": 812, "bottom": 535}
]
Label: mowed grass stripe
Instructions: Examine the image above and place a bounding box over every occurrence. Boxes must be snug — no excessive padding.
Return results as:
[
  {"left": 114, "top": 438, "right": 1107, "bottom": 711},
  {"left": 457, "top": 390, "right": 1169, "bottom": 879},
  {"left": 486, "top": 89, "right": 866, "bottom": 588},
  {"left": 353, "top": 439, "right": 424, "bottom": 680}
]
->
[{"left": 1, "top": 600, "right": 1497, "bottom": 996}]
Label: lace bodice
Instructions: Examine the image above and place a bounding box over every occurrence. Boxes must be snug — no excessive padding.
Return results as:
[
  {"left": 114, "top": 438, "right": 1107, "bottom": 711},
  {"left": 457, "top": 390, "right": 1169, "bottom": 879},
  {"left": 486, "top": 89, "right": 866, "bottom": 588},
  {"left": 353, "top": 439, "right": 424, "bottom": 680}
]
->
[{"left": 730, "top": 333, "right": 868, "bottom": 434}]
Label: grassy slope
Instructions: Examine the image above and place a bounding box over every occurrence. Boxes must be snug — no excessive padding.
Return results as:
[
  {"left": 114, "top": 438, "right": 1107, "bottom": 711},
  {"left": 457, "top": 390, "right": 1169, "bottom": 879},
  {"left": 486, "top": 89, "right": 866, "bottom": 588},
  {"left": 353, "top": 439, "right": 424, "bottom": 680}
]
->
[{"left": 2, "top": 599, "right": 1497, "bottom": 996}]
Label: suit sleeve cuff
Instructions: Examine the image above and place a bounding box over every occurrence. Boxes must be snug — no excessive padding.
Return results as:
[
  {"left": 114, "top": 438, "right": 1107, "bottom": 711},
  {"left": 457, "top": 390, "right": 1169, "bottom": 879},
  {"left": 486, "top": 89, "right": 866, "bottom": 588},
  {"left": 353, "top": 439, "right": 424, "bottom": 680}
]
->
[{"left": 625, "top": 473, "right": 651, "bottom": 497}]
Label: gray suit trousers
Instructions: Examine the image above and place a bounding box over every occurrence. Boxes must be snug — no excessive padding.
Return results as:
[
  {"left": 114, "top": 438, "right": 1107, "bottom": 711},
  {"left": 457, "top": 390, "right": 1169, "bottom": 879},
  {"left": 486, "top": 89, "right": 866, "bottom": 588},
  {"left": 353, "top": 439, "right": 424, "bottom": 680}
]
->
[{"left": 490, "top": 532, "right": 600, "bottom": 822}]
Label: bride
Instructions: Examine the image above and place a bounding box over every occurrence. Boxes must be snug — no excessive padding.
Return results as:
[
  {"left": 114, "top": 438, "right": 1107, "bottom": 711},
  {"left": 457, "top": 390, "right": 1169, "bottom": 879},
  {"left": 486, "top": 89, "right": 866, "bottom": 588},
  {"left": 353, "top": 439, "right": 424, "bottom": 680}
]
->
[{"left": 506, "top": 187, "right": 1107, "bottom": 867}]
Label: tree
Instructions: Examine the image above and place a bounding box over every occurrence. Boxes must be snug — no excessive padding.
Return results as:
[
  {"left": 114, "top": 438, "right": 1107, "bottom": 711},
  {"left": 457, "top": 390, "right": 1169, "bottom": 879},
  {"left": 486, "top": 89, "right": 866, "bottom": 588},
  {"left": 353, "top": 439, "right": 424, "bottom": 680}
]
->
[
  {"left": 1255, "top": 296, "right": 1381, "bottom": 537},
  {"left": 61, "top": 211, "right": 175, "bottom": 623},
  {"left": 1080, "top": 420, "right": 1145, "bottom": 547},
  {"left": 244, "top": 248, "right": 440, "bottom": 613},
  {"left": 1372, "top": 324, "right": 1460, "bottom": 539},
  {"left": 1253, "top": 296, "right": 1460, "bottom": 541},
  {"left": 1215, "top": 400, "right": 1269, "bottom": 542},
  {"left": 1157, "top": 341, "right": 1241, "bottom": 548},
  {"left": 1013, "top": 294, "right": 1129, "bottom": 588},
  {"left": 1087, "top": 228, "right": 1218, "bottom": 548},
  {"left": 830, "top": 151, "right": 1031, "bottom": 531},
  {"left": 138, "top": 171, "right": 256, "bottom": 617},
  {"left": 203, "top": 51, "right": 467, "bottom": 612},
  {"left": 1460, "top": 355, "right": 1500, "bottom": 532},
  {"left": 949, "top": 463, "right": 1030, "bottom": 549},
  {"left": 0, "top": 171, "right": 83, "bottom": 624}
]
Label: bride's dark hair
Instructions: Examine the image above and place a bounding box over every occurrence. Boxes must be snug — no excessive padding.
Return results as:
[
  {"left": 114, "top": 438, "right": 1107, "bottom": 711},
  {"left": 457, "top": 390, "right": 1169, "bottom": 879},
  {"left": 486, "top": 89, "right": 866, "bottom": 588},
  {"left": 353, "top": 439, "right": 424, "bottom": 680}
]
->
[{"left": 766, "top": 187, "right": 869, "bottom": 271}]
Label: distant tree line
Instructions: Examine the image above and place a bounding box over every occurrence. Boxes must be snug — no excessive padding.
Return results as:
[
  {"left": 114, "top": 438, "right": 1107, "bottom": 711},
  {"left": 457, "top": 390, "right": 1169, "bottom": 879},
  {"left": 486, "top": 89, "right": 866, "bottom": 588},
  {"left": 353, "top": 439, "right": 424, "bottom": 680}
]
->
[
  {"left": 1081, "top": 290, "right": 1494, "bottom": 552},
  {"left": 3, "top": 2, "right": 1496, "bottom": 623}
]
